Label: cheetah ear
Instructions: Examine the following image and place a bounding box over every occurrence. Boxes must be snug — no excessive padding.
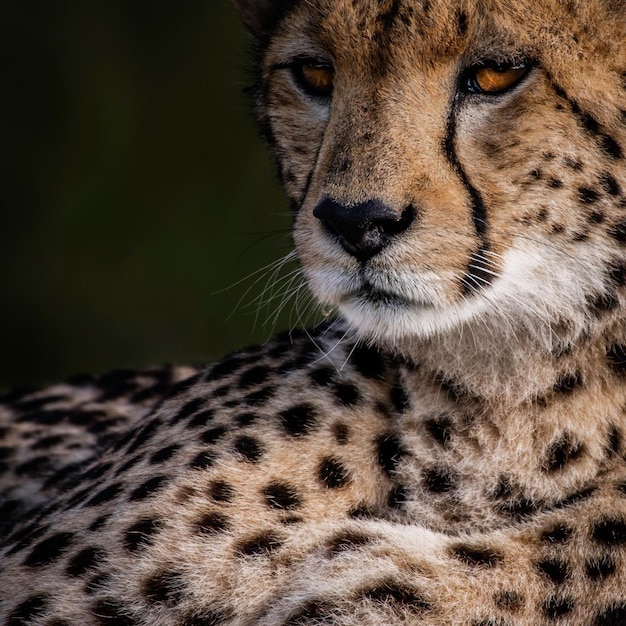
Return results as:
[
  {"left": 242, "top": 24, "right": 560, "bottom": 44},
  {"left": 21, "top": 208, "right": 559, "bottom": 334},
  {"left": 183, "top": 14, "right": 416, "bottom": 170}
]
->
[{"left": 230, "top": 0, "right": 292, "bottom": 39}]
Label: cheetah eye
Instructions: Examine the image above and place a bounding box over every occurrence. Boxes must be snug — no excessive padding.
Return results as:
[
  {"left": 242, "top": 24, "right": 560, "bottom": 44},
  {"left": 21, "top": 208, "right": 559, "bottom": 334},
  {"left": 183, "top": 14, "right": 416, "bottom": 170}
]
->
[
  {"left": 291, "top": 59, "right": 335, "bottom": 99},
  {"left": 465, "top": 62, "right": 531, "bottom": 95}
]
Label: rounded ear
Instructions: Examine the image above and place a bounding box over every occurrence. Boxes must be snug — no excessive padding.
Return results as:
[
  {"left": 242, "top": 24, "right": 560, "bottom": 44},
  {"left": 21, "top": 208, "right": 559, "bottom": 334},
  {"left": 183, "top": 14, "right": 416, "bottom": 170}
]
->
[{"left": 230, "top": 0, "right": 293, "bottom": 39}]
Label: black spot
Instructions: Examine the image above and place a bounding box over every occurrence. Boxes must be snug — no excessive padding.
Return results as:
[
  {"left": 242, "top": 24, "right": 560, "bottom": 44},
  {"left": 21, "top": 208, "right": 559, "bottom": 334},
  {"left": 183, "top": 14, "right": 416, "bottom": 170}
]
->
[
  {"left": 90, "top": 414, "right": 124, "bottom": 433},
  {"left": 209, "top": 356, "right": 244, "bottom": 380},
  {"left": 187, "top": 410, "right": 215, "bottom": 429},
  {"left": 89, "top": 514, "right": 110, "bottom": 532},
  {"left": 390, "top": 385, "right": 410, "bottom": 412},
  {"left": 126, "top": 420, "right": 161, "bottom": 455},
  {"left": 494, "top": 590, "right": 524, "bottom": 612},
  {"left": 600, "top": 172, "right": 622, "bottom": 196},
  {"left": 451, "top": 544, "right": 503, "bottom": 568},
  {"left": 357, "top": 580, "right": 430, "bottom": 612},
  {"left": 607, "top": 343, "right": 626, "bottom": 374},
  {"left": 65, "top": 485, "right": 94, "bottom": 508},
  {"left": 586, "top": 554, "right": 616, "bottom": 580},
  {"left": 66, "top": 546, "right": 107, "bottom": 577},
  {"left": 85, "top": 483, "right": 124, "bottom": 507},
  {"left": 578, "top": 186, "right": 600, "bottom": 204},
  {"left": 239, "top": 365, "right": 270, "bottom": 389},
  {"left": 587, "top": 290, "right": 619, "bottom": 316},
  {"left": 608, "top": 426, "right": 622, "bottom": 456},
  {"left": 350, "top": 344, "right": 386, "bottom": 379},
  {"left": 608, "top": 220, "right": 626, "bottom": 244},
  {"left": 424, "top": 414, "right": 454, "bottom": 447},
  {"left": 13, "top": 393, "right": 66, "bottom": 412},
  {"left": 123, "top": 518, "right": 163, "bottom": 553},
  {"left": 15, "top": 408, "right": 65, "bottom": 425},
  {"left": 236, "top": 532, "right": 283, "bottom": 556},
  {"left": 553, "top": 486, "right": 597, "bottom": 509},
  {"left": 6, "top": 595, "right": 49, "bottom": 626},
  {"left": 212, "top": 385, "right": 230, "bottom": 398},
  {"left": 200, "top": 426, "right": 227, "bottom": 445},
  {"left": 92, "top": 599, "right": 138, "bottom": 626},
  {"left": 150, "top": 444, "right": 181, "bottom": 464},
  {"left": 318, "top": 457, "right": 350, "bottom": 488},
  {"left": 591, "top": 517, "right": 626, "bottom": 545},
  {"left": 456, "top": 9, "right": 468, "bottom": 35},
  {"left": 15, "top": 455, "right": 52, "bottom": 477},
  {"left": 327, "top": 531, "right": 373, "bottom": 556},
  {"left": 552, "top": 371, "right": 583, "bottom": 395},
  {"left": 208, "top": 480, "right": 234, "bottom": 503},
  {"left": 473, "top": 620, "right": 512, "bottom": 626},
  {"left": 283, "top": 600, "right": 335, "bottom": 625},
  {"left": 543, "top": 435, "right": 584, "bottom": 472},
  {"left": 541, "top": 523, "right": 573, "bottom": 544},
  {"left": 263, "top": 482, "right": 302, "bottom": 510},
  {"left": 388, "top": 484, "right": 410, "bottom": 509},
  {"left": 334, "top": 382, "right": 361, "bottom": 406},
  {"left": 310, "top": 367, "right": 334, "bottom": 386},
  {"left": 435, "top": 372, "right": 476, "bottom": 402},
  {"left": 542, "top": 596, "right": 574, "bottom": 619},
  {"left": 196, "top": 512, "right": 231, "bottom": 535},
  {"left": 592, "top": 603, "right": 626, "bottom": 626},
  {"left": 332, "top": 422, "right": 350, "bottom": 444},
  {"left": 25, "top": 532, "right": 74, "bottom": 567},
  {"left": 5, "top": 522, "right": 51, "bottom": 556},
  {"left": 279, "top": 404, "right": 318, "bottom": 436},
  {"left": 376, "top": 433, "right": 406, "bottom": 475},
  {"left": 601, "top": 134, "right": 624, "bottom": 159},
  {"left": 536, "top": 558, "right": 570, "bottom": 584},
  {"left": 169, "top": 398, "right": 204, "bottom": 425},
  {"left": 84, "top": 572, "right": 112, "bottom": 595},
  {"left": 190, "top": 450, "right": 216, "bottom": 470},
  {"left": 129, "top": 475, "right": 169, "bottom": 501},
  {"left": 548, "top": 178, "right": 564, "bottom": 189},
  {"left": 244, "top": 385, "right": 276, "bottom": 406},
  {"left": 423, "top": 466, "right": 457, "bottom": 493},
  {"left": 233, "top": 435, "right": 264, "bottom": 462},
  {"left": 142, "top": 569, "right": 185, "bottom": 606},
  {"left": 82, "top": 462, "right": 114, "bottom": 483},
  {"left": 31, "top": 434, "right": 64, "bottom": 450},
  {"left": 115, "top": 453, "right": 144, "bottom": 476},
  {"left": 235, "top": 412, "right": 259, "bottom": 427},
  {"left": 608, "top": 261, "right": 626, "bottom": 287}
]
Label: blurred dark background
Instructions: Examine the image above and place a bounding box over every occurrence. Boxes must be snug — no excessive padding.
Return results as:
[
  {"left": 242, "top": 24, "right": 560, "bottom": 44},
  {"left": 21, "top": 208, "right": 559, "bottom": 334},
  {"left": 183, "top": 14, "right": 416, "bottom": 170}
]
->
[{"left": 0, "top": 1, "right": 307, "bottom": 389}]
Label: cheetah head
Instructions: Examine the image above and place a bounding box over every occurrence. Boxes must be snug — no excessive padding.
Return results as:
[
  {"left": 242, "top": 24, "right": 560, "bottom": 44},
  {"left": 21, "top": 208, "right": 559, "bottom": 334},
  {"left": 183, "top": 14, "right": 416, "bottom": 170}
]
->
[{"left": 232, "top": 0, "right": 626, "bottom": 356}]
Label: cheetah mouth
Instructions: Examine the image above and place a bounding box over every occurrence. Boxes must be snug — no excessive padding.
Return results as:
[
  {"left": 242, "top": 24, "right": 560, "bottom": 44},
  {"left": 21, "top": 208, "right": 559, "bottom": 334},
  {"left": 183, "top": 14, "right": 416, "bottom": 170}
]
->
[{"left": 352, "top": 283, "right": 432, "bottom": 309}]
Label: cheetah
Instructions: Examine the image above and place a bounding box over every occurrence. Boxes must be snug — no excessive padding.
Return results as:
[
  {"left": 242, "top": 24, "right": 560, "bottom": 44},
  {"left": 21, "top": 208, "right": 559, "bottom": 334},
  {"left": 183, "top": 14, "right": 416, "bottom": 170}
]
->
[{"left": 2, "top": 0, "right": 626, "bottom": 624}]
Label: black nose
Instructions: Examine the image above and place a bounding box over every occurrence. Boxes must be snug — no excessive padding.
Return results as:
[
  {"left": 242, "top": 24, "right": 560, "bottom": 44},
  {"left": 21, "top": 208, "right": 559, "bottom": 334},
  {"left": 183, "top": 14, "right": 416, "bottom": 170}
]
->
[{"left": 313, "top": 198, "right": 417, "bottom": 261}]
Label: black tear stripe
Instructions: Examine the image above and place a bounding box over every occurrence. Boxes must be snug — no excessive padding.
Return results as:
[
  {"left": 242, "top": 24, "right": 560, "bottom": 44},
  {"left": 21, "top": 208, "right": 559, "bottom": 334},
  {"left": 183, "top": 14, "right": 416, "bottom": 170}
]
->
[
  {"left": 443, "top": 93, "right": 492, "bottom": 293},
  {"left": 550, "top": 79, "right": 624, "bottom": 160}
]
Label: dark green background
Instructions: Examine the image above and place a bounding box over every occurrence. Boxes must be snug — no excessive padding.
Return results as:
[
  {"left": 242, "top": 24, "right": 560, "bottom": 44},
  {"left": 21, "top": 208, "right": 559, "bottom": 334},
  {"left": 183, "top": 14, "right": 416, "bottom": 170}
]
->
[{"left": 0, "top": 1, "right": 309, "bottom": 389}]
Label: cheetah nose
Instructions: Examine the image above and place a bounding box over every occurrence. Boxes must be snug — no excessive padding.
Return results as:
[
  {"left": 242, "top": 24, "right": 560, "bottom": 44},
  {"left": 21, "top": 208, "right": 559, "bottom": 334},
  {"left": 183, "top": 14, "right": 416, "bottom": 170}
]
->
[{"left": 313, "top": 198, "right": 417, "bottom": 262}]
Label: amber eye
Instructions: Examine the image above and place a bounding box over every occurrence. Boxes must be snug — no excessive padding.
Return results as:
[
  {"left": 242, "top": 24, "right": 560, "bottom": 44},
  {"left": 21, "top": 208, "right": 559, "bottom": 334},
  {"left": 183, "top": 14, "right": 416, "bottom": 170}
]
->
[
  {"left": 292, "top": 60, "right": 334, "bottom": 98},
  {"left": 467, "top": 64, "right": 530, "bottom": 95}
]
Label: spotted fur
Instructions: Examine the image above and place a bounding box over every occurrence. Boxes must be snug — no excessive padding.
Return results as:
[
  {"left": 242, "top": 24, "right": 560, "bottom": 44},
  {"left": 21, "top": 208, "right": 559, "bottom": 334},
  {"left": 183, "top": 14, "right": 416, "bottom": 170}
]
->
[{"left": 2, "top": 0, "right": 626, "bottom": 624}]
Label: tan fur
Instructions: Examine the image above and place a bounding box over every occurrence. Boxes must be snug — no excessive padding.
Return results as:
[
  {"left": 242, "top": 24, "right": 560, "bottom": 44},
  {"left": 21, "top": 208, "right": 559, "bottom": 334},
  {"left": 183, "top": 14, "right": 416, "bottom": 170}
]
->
[{"left": 1, "top": 1, "right": 626, "bottom": 624}]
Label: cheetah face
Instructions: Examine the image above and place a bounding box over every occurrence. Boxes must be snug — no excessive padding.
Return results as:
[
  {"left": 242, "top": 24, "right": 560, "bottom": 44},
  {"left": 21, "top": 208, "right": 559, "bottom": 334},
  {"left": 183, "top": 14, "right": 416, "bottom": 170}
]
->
[{"left": 242, "top": 0, "right": 626, "bottom": 350}]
